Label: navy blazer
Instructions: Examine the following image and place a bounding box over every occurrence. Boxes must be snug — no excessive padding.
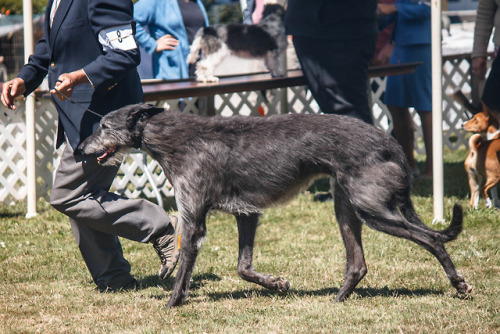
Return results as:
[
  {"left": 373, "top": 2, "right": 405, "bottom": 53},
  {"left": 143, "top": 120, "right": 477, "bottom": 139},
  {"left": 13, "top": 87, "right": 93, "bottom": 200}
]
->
[{"left": 18, "top": 0, "right": 143, "bottom": 151}]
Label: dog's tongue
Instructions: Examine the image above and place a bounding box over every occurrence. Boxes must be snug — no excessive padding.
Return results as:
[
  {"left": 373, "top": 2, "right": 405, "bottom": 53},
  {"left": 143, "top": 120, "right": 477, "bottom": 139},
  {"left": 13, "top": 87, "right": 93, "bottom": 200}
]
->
[
  {"left": 96, "top": 146, "right": 117, "bottom": 163},
  {"left": 97, "top": 151, "right": 109, "bottom": 163}
]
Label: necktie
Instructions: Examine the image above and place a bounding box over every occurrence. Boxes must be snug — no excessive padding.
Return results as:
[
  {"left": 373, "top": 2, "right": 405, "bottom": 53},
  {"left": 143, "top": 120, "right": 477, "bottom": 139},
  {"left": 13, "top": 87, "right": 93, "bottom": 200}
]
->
[{"left": 50, "top": 0, "right": 61, "bottom": 27}]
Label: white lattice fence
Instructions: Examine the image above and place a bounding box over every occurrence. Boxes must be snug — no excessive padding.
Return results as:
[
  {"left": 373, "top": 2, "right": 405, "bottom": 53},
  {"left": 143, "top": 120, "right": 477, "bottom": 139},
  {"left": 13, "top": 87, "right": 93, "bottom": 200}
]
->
[{"left": 0, "top": 56, "right": 481, "bottom": 204}]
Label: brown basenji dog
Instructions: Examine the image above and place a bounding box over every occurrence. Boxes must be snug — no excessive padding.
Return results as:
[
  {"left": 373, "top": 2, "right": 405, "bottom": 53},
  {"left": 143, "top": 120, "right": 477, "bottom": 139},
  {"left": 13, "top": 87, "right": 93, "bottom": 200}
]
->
[
  {"left": 454, "top": 91, "right": 500, "bottom": 209},
  {"left": 464, "top": 134, "right": 500, "bottom": 209}
]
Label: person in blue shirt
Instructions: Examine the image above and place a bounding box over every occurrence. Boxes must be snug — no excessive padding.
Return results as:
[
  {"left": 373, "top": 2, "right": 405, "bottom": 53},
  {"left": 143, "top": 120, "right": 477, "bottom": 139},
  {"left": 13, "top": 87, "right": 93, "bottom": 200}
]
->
[
  {"left": 134, "top": 0, "right": 209, "bottom": 80},
  {"left": 379, "top": 0, "right": 433, "bottom": 178}
]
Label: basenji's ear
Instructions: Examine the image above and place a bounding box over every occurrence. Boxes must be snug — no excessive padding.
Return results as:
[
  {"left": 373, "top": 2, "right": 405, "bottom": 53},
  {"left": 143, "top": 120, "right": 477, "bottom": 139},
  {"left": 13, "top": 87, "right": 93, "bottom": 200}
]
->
[
  {"left": 126, "top": 104, "right": 164, "bottom": 130},
  {"left": 481, "top": 102, "right": 500, "bottom": 121}
]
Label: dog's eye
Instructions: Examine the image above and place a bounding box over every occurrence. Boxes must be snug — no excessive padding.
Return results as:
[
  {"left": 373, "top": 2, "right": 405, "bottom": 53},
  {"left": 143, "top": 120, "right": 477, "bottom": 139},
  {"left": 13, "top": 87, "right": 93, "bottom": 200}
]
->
[{"left": 101, "top": 123, "right": 109, "bottom": 129}]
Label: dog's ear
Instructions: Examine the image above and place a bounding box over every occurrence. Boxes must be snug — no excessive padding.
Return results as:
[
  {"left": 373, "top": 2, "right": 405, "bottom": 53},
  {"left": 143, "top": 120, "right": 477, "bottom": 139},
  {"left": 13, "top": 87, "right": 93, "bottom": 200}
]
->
[{"left": 126, "top": 104, "right": 164, "bottom": 130}]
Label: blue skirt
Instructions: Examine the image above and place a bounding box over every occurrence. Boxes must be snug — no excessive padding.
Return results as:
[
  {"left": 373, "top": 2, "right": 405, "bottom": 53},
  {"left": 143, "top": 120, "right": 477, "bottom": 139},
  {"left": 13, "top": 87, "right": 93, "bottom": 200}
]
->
[{"left": 384, "top": 44, "right": 432, "bottom": 111}]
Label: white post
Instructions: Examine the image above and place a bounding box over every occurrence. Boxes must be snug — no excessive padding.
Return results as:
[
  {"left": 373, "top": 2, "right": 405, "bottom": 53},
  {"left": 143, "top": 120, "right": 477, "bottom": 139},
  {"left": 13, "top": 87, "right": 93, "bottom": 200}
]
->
[
  {"left": 23, "top": 0, "right": 37, "bottom": 218},
  {"left": 431, "top": 0, "right": 444, "bottom": 222}
]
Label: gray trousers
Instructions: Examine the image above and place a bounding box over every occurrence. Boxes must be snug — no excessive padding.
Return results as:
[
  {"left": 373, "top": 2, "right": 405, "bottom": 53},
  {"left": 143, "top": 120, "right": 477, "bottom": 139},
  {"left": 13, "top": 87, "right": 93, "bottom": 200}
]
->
[{"left": 50, "top": 143, "right": 173, "bottom": 290}]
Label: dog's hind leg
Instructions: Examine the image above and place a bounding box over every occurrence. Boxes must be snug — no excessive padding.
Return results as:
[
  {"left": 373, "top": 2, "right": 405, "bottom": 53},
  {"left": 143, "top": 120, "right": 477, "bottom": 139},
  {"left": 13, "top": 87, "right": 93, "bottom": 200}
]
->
[
  {"left": 490, "top": 185, "right": 500, "bottom": 208},
  {"left": 236, "top": 213, "right": 290, "bottom": 293},
  {"left": 353, "top": 202, "right": 472, "bottom": 297},
  {"left": 333, "top": 186, "right": 367, "bottom": 302},
  {"left": 482, "top": 178, "right": 500, "bottom": 208},
  {"left": 167, "top": 212, "right": 208, "bottom": 308}
]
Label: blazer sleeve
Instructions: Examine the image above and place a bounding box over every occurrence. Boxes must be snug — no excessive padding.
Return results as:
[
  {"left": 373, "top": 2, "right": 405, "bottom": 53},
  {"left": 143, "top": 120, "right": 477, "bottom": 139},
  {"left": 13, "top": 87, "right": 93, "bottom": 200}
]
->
[
  {"left": 18, "top": 36, "right": 50, "bottom": 96},
  {"left": 82, "top": 0, "right": 141, "bottom": 95}
]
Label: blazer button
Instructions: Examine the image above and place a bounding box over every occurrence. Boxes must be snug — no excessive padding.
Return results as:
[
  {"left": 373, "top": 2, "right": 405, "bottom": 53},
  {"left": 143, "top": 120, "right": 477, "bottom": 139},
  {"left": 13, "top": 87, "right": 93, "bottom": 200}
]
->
[{"left": 50, "top": 62, "right": 55, "bottom": 67}]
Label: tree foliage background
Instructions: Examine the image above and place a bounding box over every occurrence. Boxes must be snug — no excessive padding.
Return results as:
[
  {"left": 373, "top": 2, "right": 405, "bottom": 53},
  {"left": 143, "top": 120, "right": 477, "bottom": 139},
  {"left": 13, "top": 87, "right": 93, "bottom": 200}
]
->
[{"left": 0, "top": 0, "right": 47, "bottom": 14}]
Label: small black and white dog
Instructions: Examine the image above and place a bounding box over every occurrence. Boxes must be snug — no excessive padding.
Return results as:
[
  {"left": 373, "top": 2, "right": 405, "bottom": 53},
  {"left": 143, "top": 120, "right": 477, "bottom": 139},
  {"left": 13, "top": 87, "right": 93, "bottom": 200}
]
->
[
  {"left": 80, "top": 104, "right": 472, "bottom": 308},
  {"left": 187, "top": 4, "right": 287, "bottom": 82}
]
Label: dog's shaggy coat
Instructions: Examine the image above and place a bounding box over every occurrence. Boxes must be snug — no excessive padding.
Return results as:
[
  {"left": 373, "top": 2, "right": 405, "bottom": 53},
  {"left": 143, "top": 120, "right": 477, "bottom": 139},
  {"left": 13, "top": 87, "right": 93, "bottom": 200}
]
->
[
  {"left": 80, "top": 104, "right": 472, "bottom": 308},
  {"left": 187, "top": 4, "right": 287, "bottom": 82}
]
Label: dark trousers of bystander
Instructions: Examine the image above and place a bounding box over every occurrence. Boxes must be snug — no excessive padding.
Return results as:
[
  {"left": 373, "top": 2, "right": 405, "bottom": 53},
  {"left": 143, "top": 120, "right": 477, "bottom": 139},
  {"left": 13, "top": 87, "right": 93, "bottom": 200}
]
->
[{"left": 293, "top": 35, "right": 376, "bottom": 124}]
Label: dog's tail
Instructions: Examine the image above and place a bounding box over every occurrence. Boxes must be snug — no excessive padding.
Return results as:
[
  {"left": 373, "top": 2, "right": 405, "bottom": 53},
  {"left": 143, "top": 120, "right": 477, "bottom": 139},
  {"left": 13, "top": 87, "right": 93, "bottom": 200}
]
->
[
  {"left": 187, "top": 29, "right": 203, "bottom": 64},
  {"left": 399, "top": 197, "right": 464, "bottom": 243},
  {"left": 350, "top": 195, "right": 464, "bottom": 247},
  {"left": 453, "top": 90, "right": 481, "bottom": 115},
  {"left": 468, "top": 133, "right": 484, "bottom": 152}
]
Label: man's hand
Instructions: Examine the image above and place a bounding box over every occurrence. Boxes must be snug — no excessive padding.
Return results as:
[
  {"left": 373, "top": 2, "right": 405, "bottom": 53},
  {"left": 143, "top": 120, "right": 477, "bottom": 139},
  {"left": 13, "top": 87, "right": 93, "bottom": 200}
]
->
[
  {"left": 377, "top": 3, "right": 397, "bottom": 15},
  {"left": 155, "top": 34, "right": 179, "bottom": 52},
  {"left": 1, "top": 77, "right": 26, "bottom": 110},
  {"left": 471, "top": 56, "right": 487, "bottom": 80},
  {"left": 50, "top": 69, "right": 89, "bottom": 100}
]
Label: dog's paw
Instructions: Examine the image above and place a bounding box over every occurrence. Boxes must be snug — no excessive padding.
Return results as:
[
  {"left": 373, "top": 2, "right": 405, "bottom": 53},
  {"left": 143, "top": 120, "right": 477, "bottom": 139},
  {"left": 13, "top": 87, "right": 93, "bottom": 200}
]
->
[
  {"left": 270, "top": 70, "right": 285, "bottom": 78},
  {"left": 274, "top": 276, "right": 290, "bottom": 293},
  {"left": 455, "top": 276, "right": 473, "bottom": 297},
  {"left": 197, "top": 76, "right": 219, "bottom": 83}
]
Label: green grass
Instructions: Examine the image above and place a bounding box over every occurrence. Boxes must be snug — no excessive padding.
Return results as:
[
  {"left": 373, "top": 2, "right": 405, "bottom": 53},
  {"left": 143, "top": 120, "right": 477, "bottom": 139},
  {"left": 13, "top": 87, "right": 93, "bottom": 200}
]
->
[{"left": 1, "top": 148, "right": 499, "bottom": 333}]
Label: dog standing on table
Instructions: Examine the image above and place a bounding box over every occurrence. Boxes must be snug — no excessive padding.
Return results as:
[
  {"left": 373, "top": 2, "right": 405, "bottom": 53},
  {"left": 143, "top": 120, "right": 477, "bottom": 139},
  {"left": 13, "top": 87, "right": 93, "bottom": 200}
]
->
[
  {"left": 187, "top": 4, "right": 287, "bottom": 83},
  {"left": 455, "top": 91, "right": 500, "bottom": 209},
  {"left": 79, "top": 104, "right": 472, "bottom": 308}
]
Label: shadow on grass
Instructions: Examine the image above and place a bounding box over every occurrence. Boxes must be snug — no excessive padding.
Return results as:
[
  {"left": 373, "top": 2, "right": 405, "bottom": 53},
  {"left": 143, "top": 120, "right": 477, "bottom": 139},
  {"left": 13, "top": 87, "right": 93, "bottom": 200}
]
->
[
  {"left": 204, "top": 284, "right": 444, "bottom": 303},
  {"left": 137, "top": 272, "right": 222, "bottom": 291}
]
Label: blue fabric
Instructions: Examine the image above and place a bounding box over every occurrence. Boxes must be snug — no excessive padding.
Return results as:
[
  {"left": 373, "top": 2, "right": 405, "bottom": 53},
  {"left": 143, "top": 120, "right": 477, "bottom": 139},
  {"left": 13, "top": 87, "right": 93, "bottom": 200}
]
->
[
  {"left": 18, "top": 0, "right": 143, "bottom": 151},
  {"left": 385, "top": 45, "right": 432, "bottom": 111},
  {"left": 133, "top": 0, "right": 208, "bottom": 80},
  {"left": 393, "top": 0, "right": 431, "bottom": 46},
  {"left": 383, "top": 0, "right": 432, "bottom": 111}
]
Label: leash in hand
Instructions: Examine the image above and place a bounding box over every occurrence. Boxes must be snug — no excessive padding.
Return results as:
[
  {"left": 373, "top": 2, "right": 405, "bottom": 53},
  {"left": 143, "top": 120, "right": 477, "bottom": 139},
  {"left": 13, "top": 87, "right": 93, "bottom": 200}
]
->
[{"left": 52, "top": 86, "right": 103, "bottom": 119}]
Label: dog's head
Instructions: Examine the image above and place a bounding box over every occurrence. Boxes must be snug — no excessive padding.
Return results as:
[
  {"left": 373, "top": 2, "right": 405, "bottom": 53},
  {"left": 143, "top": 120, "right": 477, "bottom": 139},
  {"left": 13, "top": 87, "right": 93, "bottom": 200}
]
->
[
  {"left": 261, "top": 4, "right": 285, "bottom": 21},
  {"left": 79, "top": 103, "right": 164, "bottom": 166},
  {"left": 463, "top": 102, "right": 499, "bottom": 134}
]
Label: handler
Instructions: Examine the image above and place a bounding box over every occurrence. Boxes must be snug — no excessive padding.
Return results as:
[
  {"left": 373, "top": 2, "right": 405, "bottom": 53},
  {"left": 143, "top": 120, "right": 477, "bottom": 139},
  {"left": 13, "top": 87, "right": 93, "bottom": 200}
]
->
[{"left": 1, "top": 0, "right": 182, "bottom": 292}]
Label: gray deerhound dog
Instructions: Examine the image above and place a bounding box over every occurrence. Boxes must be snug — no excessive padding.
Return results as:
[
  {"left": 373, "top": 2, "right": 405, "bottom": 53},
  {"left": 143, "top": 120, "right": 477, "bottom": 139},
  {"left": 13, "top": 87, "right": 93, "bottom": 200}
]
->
[{"left": 79, "top": 104, "right": 472, "bottom": 308}]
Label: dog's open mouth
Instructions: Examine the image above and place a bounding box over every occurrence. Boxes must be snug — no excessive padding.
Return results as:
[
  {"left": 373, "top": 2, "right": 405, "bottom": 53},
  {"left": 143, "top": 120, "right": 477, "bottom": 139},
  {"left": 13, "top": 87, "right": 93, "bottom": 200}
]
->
[{"left": 96, "top": 145, "right": 118, "bottom": 164}]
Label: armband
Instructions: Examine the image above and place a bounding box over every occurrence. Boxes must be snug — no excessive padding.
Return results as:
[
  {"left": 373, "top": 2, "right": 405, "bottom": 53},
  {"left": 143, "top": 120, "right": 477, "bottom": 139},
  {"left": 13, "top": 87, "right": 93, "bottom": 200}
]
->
[{"left": 98, "top": 24, "right": 137, "bottom": 52}]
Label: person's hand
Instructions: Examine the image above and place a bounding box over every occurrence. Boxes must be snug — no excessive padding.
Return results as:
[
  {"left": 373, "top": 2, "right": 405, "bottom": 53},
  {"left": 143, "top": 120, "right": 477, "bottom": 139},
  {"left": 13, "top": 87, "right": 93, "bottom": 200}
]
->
[
  {"left": 471, "top": 56, "right": 487, "bottom": 80},
  {"left": 377, "top": 3, "right": 397, "bottom": 15},
  {"left": 373, "top": 43, "right": 394, "bottom": 66},
  {"left": 155, "top": 34, "right": 179, "bottom": 52},
  {"left": 1, "top": 77, "right": 26, "bottom": 110},
  {"left": 50, "top": 69, "right": 89, "bottom": 101}
]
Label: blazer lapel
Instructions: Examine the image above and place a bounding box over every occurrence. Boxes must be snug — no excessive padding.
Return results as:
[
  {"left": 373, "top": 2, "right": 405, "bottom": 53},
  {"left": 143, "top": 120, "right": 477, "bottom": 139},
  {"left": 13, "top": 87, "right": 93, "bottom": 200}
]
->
[{"left": 49, "top": 0, "right": 75, "bottom": 51}]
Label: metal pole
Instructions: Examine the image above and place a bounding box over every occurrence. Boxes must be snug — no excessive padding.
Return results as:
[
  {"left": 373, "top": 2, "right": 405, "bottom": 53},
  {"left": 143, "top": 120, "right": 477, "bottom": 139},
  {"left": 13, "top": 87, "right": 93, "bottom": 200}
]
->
[
  {"left": 431, "top": 0, "right": 444, "bottom": 222},
  {"left": 23, "top": 0, "right": 37, "bottom": 218}
]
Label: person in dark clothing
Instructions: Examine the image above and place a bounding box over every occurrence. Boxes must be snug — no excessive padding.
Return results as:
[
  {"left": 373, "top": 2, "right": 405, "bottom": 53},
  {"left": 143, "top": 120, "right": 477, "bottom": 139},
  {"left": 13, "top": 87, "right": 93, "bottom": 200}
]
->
[
  {"left": 1, "top": 0, "right": 182, "bottom": 292},
  {"left": 285, "top": 0, "right": 378, "bottom": 124}
]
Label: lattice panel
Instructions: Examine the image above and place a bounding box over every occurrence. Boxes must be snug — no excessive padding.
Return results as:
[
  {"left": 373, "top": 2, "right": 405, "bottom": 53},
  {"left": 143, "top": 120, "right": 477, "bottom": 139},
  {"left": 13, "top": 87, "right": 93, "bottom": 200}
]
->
[{"left": 0, "top": 103, "right": 27, "bottom": 203}]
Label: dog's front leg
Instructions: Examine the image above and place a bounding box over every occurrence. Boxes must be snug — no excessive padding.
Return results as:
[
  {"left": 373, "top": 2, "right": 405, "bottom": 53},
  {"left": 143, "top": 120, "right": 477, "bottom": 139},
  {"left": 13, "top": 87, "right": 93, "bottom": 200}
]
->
[
  {"left": 264, "top": 50, "right": 285, "bottom": 78},
  {"left": 236, "top": 213, "right": 290, "bottom": 293},
  {"left": 467, "top": 173, "right": 482, "bottom": 209},
  {"left": 166, "top": 215, "right": 207, "bottom": 308}
]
